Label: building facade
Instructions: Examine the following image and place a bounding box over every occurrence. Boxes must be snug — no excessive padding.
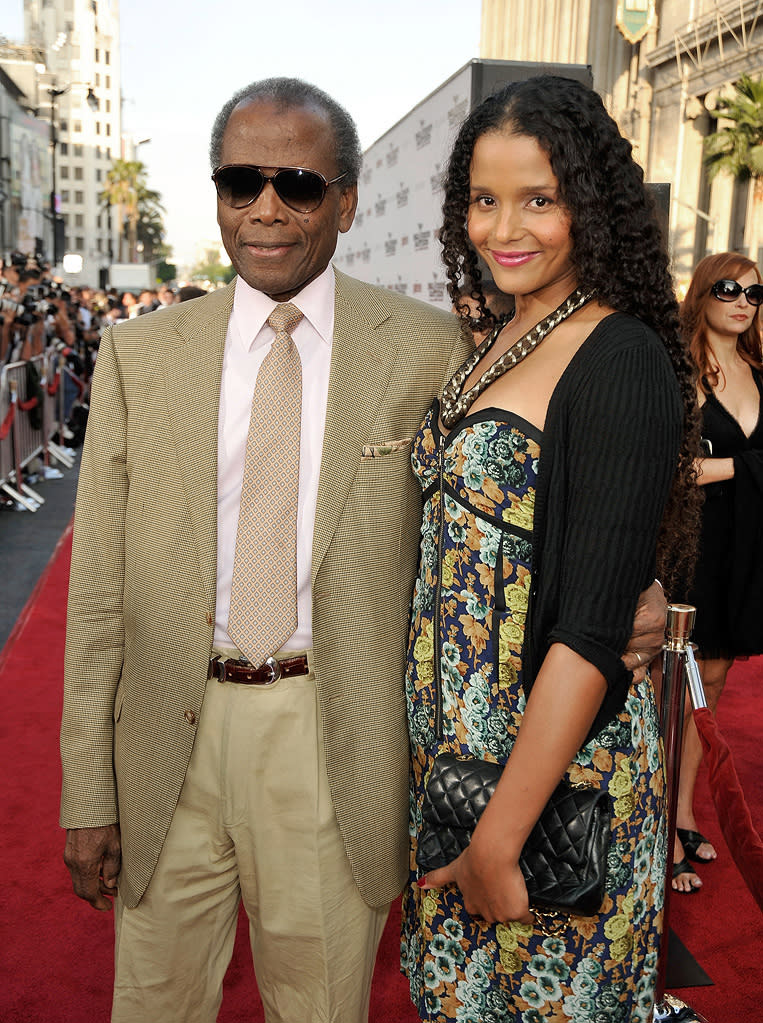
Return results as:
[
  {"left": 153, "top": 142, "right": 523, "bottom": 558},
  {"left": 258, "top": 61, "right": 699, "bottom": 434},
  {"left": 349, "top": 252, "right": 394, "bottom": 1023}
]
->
[
  {"left": 1, "top": 0, "right": 122, "bottom": 283},
  {"left": 480, "top": 0, "right": 763, "bottom": 285},
  {"left": 0, "top": 62, "right": 50, "bottom": 260}
]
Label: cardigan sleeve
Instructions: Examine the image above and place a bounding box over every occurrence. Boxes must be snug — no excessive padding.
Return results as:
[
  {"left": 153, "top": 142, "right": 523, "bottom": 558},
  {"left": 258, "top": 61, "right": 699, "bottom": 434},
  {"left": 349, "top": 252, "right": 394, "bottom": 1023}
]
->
[{"left": 544, "top": 317, "right": 682, "bottom": 723}]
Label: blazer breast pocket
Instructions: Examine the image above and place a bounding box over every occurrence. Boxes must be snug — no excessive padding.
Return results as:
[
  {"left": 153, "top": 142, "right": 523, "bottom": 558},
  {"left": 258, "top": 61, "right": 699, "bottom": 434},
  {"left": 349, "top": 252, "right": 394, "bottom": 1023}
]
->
[
  {"left": 351, "top": 438, "right": 417, "bottom": 531},
  {"left": 360, "top": 438, "right": 412, "bottom": 461}
]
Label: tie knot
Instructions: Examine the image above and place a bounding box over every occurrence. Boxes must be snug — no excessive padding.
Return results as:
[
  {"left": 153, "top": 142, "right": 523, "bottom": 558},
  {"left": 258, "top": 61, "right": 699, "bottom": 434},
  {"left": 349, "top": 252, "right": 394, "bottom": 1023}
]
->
[{"left": 267, "top": 302, "right": 303, "bottom": 337}]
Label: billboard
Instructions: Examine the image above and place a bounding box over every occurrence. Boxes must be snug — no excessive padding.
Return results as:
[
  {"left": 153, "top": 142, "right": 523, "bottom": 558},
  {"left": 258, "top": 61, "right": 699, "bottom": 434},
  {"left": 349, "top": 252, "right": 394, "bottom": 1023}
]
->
[{"left": 334, "top": 60, "right": 593, "bottom": 310}]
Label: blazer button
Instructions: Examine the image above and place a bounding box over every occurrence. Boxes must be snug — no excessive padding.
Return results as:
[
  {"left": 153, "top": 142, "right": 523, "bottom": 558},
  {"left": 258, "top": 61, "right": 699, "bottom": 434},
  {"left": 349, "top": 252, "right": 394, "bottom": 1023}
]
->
[{"left": 184, "top": 710, "right": 197, "bottom": 726}]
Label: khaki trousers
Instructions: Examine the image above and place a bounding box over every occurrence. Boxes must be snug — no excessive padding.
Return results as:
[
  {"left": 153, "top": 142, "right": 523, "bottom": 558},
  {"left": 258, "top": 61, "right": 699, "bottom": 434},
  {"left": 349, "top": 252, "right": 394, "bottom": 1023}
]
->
[{"left": 112, "top": 651, "right": 389, "bottom": 1023}]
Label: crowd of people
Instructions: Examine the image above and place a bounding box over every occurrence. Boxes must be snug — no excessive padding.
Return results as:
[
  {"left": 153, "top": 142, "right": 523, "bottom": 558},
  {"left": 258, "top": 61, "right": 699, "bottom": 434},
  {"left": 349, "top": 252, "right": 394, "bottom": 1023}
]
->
[
  {"left": 1, "top": 253, "right": 210, "bottom": 370},
  {"left": 1, "top": 253, "right": 99, "bottom": 371},
  {"left": 0, "top": 255, "right": 211, "bottom": 476},
  {"left": 1, "top": 70, "right": 761, "bottom": 1023}
]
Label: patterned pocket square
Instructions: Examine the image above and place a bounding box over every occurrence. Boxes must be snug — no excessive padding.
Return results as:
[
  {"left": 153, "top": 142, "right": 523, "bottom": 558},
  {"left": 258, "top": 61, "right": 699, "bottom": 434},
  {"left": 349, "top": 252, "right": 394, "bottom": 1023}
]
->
[{"left": 361, "top": 438, "right": 412, "bottom": 460}]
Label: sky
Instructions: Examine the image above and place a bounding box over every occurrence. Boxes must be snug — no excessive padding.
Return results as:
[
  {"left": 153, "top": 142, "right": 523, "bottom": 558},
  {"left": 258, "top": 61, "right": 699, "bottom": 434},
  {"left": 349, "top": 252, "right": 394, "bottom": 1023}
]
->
[{"left": 8, "top": 0, "right": 482, "bottom": 269}]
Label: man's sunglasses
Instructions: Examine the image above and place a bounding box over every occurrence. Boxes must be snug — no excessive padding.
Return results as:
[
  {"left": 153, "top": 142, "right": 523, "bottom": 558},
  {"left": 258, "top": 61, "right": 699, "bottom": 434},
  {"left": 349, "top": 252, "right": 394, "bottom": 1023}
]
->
[
  {"left": 212, "top": 164, "right": 347, "bottom": 214},
  {"left": 710, "top": 278, "right": 763, "bottom": 307}
]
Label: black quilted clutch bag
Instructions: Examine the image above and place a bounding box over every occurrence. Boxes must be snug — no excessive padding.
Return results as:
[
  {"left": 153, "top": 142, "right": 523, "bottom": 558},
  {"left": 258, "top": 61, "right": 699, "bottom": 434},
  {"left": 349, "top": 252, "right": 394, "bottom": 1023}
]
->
[{"left": 417, "top": 753, "right": 611, "bottom": 915}]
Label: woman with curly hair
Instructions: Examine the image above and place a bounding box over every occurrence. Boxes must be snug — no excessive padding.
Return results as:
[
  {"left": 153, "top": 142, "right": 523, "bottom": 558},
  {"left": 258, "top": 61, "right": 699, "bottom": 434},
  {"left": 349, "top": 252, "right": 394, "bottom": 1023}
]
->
[
  {"left": 401, "top": 75, "right": 700, "bottom": 1022},
  {"left": 672, "top": 252, "right": 763, "bottom": 893}
]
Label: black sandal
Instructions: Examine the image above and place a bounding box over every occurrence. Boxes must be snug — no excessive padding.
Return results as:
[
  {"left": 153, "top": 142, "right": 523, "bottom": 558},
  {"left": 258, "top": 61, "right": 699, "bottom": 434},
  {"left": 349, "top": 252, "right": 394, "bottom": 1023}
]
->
[
  {"left": 677, "top": 827, "right": 716, "bottom": 862},
  {"left": 672, "top": 857, "right": 701, "bottom": 891}
]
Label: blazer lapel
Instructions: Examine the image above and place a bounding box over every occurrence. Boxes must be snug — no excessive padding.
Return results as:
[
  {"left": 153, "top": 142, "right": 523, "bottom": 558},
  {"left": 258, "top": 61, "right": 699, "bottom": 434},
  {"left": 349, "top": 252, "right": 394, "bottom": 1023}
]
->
[
  {"left": 158, "top": 273, "right": 398, "bottom": 596},
  {"left": 162, "top": 284, "right": 235, "bottom": 605},
  {"left": 312, "top": 270, "right": 399, "bottom": 582}
]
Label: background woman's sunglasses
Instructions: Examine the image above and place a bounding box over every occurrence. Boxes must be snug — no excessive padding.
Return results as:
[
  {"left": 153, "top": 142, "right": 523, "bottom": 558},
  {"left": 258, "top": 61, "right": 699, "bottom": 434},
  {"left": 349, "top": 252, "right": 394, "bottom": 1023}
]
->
[
  {"left": 710, "top": 278, "right": 763, "bottom": 307},
  {"left": 212, "top": 165, "right": 346, "bottom": 213}
]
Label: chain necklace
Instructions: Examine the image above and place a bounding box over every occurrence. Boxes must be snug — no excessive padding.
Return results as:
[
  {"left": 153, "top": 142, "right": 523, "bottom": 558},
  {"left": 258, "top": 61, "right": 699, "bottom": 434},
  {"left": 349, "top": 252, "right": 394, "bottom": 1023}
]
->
[{"left": 440, "top": 287, "right": 594, "bottom": 428}]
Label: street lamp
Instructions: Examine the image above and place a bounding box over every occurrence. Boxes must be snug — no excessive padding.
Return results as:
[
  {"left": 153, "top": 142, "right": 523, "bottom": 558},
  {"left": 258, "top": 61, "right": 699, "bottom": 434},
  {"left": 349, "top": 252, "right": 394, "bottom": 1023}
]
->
[
  {"left": 45, "top": 79, "right": 99, "bottom": 267},
  {"left": 48, "top": 84, "right": 68, "bottom": 267}
]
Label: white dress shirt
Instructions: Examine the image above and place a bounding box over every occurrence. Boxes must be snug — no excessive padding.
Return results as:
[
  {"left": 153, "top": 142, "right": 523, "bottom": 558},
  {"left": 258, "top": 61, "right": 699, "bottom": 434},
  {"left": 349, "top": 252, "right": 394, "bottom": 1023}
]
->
[{"left": 214, "top": 266, "right": 335, "bottom": 655}]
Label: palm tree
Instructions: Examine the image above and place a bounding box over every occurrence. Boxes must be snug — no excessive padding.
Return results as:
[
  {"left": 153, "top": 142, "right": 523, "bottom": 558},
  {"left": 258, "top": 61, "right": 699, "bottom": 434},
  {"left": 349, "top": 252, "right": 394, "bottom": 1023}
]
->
[
  {"left": 704, "top": 74, "right": 763, "bottom": 260},
  {"left": 101, "top": 160, "right": 163, "bottom": 262},
  {"left": 134, "top": 186, "right": 165, "bottom": 263},
  {"left": 136, "top": 205, "right": 164, "bottom": 263}
]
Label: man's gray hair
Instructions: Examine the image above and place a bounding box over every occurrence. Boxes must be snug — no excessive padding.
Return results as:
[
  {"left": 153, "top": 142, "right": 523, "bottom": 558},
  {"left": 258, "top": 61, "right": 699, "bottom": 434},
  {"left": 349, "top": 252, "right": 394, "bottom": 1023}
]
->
[{"left": 209, "top": 78, "right": 362, "bottom": 185}]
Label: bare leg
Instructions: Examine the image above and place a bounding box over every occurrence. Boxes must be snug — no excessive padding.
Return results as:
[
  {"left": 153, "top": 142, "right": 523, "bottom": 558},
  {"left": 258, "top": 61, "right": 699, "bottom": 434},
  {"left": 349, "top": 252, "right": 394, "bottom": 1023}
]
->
[{"left": 672, "top": 656, "right": 733, "bottom": 891}]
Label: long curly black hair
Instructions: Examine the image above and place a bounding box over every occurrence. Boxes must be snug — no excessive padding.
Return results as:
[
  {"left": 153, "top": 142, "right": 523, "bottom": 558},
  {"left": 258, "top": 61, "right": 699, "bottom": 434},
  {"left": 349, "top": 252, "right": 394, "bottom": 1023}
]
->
[{"left": 440, "top": 74, "right": 701, "bottom": 594}]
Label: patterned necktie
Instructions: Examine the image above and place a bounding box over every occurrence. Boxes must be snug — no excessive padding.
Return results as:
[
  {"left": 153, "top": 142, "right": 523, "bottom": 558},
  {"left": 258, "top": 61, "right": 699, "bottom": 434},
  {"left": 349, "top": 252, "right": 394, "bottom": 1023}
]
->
[{"left": 228, "top": 302, "right": 304, "bottom": 665}]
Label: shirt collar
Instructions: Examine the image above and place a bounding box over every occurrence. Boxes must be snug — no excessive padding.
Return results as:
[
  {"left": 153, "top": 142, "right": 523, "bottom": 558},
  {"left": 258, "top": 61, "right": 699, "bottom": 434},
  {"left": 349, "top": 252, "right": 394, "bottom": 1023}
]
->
[{"left": 232, "top": 264, "right": 336, "bottom": 352}]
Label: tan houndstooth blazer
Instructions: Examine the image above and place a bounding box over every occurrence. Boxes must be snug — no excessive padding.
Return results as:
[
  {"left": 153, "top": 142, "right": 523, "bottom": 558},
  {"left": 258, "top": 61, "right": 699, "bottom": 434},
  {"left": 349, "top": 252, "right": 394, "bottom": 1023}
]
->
[{"left": 60, "top": 269, "right": 471, "bottom": 908}]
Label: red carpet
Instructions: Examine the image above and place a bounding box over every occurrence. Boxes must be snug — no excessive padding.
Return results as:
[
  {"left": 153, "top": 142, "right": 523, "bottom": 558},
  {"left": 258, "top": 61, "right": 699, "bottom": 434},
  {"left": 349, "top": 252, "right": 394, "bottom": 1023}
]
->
[{"left": 1, "top": 528, "right": 761, "bottom": 1022}]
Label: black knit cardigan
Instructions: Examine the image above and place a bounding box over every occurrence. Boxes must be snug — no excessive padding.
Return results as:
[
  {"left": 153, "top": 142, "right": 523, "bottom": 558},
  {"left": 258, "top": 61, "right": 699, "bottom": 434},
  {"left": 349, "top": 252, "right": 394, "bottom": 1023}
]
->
[{"left": 521, "top": 313, "right": 682, "bottom": 741}]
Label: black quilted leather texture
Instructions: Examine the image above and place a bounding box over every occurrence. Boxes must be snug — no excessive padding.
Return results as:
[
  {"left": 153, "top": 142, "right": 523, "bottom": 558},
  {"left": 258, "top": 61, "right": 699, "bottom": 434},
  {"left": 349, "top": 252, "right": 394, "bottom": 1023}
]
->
[{"left": 416, "top": 753, "right": 611, "bottom": 915}]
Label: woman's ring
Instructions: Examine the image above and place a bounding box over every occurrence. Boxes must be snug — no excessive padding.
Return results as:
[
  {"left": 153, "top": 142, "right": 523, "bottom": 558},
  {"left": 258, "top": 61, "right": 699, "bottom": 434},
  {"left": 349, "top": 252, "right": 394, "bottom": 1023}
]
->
[{"left": 634, "top": 651, "right": 643, "bottom": 666}]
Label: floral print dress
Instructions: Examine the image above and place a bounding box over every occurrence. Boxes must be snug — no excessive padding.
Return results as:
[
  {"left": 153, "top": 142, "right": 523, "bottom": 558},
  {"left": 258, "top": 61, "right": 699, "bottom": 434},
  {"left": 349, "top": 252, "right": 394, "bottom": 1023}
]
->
[{"left": 402, "top": 401, "right": 667, "bottom": 1023}]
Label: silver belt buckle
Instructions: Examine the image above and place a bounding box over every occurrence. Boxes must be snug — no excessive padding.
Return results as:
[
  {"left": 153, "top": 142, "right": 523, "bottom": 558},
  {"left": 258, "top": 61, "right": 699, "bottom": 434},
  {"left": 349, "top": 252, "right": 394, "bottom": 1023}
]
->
[{"left": 260, "top": 656, "right": 282, "bottom": 684}]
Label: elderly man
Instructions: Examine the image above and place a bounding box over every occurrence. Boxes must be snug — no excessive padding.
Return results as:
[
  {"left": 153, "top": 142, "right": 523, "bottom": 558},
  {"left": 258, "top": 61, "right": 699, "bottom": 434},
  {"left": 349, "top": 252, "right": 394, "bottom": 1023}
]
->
[{"left": 60, "top": 78, "right": 664, "bottom": 1023}]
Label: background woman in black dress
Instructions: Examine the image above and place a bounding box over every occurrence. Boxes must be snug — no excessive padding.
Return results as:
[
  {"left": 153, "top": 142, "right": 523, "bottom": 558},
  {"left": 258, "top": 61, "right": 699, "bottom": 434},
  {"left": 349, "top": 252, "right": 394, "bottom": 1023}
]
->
[{"left": 674, "top": 251, "right": 763, "bottom": 892}]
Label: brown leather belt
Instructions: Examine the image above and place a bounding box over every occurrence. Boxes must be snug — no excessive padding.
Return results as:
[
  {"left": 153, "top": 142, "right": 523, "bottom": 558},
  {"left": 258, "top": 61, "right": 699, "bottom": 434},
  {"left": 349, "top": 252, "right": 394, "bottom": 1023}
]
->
[{"left": 208, "top": 654, "right": 309, "bottom": 685}]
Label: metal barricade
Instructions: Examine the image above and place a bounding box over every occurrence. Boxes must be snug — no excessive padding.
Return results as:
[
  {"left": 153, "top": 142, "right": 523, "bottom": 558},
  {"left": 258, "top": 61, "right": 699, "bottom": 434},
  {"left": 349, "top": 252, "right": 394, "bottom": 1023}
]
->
[
  {"left": 0, "top": 365, "right": 18, "bottom": 504},
  {"left": 9, "top": 356, "right": 45, "bottom": 466},
  {"left": 0, "top": 359, "right": 44, "bottom": 510},
  {"left": 42, "top": 350, "right": 75, "bottom": 471},
  {"left": 0, "top": 349, "right": 82, "bottom": 512}
]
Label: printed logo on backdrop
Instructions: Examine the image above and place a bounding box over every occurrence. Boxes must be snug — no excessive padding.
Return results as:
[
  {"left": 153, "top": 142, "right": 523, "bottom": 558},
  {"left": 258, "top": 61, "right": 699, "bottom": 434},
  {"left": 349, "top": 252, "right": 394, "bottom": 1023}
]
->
[
  {"left": 416, "top": 122, "right": 433, "bottom": 149},
  {"left": 360, "top": 246, "right": 371, "bottom": 264},
  {"left": 392, "top": 280, "right": 408, "bottom": 294},
  {"left": 362, "top": 168, "right": 372, "bottom": 186},
  {"left": 386, "top": 146, "right": 399, "bottom": 168},
  {"left": 375, "top": 197, "right": 387, "bottom": 217},
  {"left": 414, "top": 225, "right": 431, "bottom": 252},
  {"left": 385, "top": 235, "right": 397, "bottom": 257},
  {"left": 397, "top": 186, "right": 410, "bottom": 208},
  {"left": 448, "top": 97, "right": 468, "bottom": 128},
  {"left": 615, "top": 0, "right": 656, "bottom": 44},
  {"left": 355, "top": 211, "right": 364, "bottom": 228},
  {"left": 431, "top": 163, "right": 444, "bottom": 194},
  {"left": 428, "top": 280, "right": 446, "bottom": 303},
  {"left": 345, "top": 251, "right": 355, "bottom": 267},
  {"left": 401, "top": 236, "right": 409, "bottom": 247}
]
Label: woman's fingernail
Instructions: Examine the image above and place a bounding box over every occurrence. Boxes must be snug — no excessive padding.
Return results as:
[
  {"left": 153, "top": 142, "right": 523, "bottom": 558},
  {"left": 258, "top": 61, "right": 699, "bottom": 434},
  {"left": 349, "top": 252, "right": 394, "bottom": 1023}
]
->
[{"left": 417, "top": 877, "right": 428, "bottom": 888}]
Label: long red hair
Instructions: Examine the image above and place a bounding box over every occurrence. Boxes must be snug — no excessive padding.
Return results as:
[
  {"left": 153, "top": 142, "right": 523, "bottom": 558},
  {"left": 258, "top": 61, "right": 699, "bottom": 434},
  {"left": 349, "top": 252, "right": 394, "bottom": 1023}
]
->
[{"left": 681, "top": 252, "right": 763, "bottom": 394}]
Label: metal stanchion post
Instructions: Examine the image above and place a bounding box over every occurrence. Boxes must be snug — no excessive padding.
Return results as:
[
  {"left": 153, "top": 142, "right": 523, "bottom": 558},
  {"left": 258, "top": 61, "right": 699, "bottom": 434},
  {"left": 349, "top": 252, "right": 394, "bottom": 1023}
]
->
[
  {"left": 684, "top": 646, "right": 708, "bottom": 717},
  {"left": 653, "top": 604, "right": 709, "bottom": 1022}
]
